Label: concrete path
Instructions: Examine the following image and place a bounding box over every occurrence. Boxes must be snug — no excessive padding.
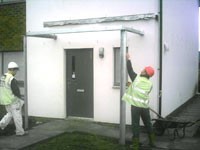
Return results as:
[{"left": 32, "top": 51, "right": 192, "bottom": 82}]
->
[{"left": 0, "top": 119, "right": 200, "bottom": 150}]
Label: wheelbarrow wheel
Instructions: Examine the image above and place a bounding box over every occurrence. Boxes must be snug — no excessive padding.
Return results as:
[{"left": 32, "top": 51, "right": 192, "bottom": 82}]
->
[{"left": 153, "top": 121, "right": 165, "bottom": 136}]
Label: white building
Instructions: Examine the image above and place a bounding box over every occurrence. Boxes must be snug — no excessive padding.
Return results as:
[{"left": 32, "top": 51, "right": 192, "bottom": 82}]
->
[{"left": 25, "top": 0, "right": 199, "bottom": 125}]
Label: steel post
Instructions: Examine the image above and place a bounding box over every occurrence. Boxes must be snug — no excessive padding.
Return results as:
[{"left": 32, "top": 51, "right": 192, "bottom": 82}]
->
[
  {"left": 23, "top": 36, "right": 28, "bottom": 129},
  {"left": 119, "top": 30, "right": 127, "bottom": 145}
]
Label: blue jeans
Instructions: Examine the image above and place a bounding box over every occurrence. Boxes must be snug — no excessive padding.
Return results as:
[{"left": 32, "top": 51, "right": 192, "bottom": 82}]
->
[{"left": 131, "top": 105, "right": 153, "bottom": 138}]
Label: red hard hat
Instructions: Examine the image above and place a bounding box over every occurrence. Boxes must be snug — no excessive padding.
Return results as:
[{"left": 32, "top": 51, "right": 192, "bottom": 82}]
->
[{"left": 145, "top": 66, "right": 154, "bottom": 77}]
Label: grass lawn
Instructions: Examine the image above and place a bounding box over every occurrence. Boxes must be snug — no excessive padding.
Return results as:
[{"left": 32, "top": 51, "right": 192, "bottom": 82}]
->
[
  {"left": 22, "top": 131, "right": 131, "bottom": 150},
  {"left": 0, "top": 114, "right": 134, "bottom": 150}
]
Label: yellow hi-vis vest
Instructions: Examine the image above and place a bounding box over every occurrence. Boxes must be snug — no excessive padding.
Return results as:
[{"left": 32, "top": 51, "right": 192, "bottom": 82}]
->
[
  {"left": 0, "top": 73, "right": 16, "bottom": 105},
  {"left": 122, "top": 75, "right": 153, "bottom": 108}
]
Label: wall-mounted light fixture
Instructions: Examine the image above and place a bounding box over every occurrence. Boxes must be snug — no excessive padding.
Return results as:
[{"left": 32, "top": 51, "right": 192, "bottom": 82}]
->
[{"left": 99, "top": 47, "right": 104, "bottom": 58}]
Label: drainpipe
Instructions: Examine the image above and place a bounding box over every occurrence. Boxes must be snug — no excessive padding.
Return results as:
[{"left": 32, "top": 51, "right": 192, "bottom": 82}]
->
[{"left": 158, "top": 0, "right": 163, "bottom": 115}]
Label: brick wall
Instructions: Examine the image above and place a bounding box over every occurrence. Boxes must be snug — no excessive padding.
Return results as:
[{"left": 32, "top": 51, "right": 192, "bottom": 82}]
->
[{"left": 0, "top": 2, "right": 26, "bottom": 51}]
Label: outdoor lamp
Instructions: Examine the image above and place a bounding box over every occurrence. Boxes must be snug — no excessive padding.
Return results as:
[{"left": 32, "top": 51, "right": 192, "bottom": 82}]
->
[{"left": 99, "top": 47, "right": 104, "bottom": 58}]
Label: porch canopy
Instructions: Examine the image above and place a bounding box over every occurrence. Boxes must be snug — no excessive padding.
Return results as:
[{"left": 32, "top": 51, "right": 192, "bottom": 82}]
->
[{"left": 24, "top": 25, "right": 144, "bottom": 144}]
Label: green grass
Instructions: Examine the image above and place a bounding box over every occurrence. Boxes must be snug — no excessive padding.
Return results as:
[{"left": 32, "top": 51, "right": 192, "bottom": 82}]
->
[{"left": 22, "top": 132, "right": 131, "bottom": 150}]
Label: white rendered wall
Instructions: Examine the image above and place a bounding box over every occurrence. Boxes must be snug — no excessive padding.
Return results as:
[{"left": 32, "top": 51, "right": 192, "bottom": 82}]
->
[
  {"left": 162, "top": 0, "right": 199, "bottom": 117},
  {"left": 26, "top": 0, "right": 159, "bottom": 123},
  {"left": 26, "top": 0, "right": 158, "bottom": 32}
]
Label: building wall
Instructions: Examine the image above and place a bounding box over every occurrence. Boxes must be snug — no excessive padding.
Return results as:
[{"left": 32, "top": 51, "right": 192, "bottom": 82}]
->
[
  {"left": 26, "top": 0, "right": 200, "bottom": 123},
  {"left": 27, "top": 0, "right": 158, "bottom": 31},
  {"left": 162, "top": 0, "right": 199, "bottom": 116},
  {"left": 26, "top": 0, "right": 159, "bottom": 124}
]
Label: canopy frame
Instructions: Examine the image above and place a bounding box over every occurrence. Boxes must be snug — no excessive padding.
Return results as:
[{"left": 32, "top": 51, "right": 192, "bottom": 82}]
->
[{"left": 24, "top": 25, "right": 144, "bottom": 144}]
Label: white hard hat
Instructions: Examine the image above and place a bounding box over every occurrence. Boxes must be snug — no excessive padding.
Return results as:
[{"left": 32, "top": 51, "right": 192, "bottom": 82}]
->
[{"left": 8, "top": 62, "right": 19, "bottom": 69}]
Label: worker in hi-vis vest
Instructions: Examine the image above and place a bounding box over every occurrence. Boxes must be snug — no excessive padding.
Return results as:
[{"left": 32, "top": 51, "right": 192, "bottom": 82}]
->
[
  {"left": 122, "top": 53, "right": 155, "bottom": 150},
  {"left": 0, "top": 62, "right": 27, "bottom": 136}
]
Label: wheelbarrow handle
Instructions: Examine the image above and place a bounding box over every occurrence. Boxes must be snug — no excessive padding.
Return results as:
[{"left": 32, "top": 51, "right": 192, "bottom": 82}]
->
[{"left": 149, "top": 107, "right": 164, "bottom": 119}]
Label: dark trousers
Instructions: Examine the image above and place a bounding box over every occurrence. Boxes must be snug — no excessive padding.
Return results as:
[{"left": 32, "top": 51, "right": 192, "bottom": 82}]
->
[{"left": 131, "top": 105, "right": 153, "bottom": 138}]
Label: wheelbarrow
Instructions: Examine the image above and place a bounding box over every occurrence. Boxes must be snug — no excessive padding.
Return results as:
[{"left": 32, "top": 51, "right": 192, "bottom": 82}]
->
[{"left": 150, "top": 108, "right": 200, "bottom": 140}]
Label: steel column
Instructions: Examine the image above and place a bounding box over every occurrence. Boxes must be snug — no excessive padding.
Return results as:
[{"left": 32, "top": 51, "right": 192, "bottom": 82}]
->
[
  {"left": 23, "top": 36, "right": 28, "bottom": 129},
  {"left": 119, "top": 30, "right": 127, "bottom": 145}
]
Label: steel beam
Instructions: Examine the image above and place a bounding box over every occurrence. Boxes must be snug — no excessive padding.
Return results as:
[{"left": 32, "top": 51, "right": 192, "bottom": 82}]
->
[
  {"left": 122, "top": 26, "right": 144, "bottom": 36},
  {"left": 26, "top": 26, "right": 143, "bottom": 37},
  {"left": 27, "top": 34, "right": 57, "bottom": 40}
]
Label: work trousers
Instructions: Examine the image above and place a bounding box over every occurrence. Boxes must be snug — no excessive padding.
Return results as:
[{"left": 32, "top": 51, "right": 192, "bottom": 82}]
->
[
  {"left": 0, "top": 100, "right": 25, "bottom": 135},
  {"left": 131, "top": 105, "right": 153, "bottom": 138}
]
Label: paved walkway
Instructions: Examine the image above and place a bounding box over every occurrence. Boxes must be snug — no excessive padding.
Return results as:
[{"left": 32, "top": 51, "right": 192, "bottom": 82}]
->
[{"left": 0, "top": 118, "right": 200, "bottom": 150}]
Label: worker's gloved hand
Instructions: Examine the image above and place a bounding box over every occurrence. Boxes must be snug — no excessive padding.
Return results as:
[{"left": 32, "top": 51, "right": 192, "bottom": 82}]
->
[
  {"left": 16, "top": 97, "right": 24, "bottom": 107},
  {"left": 127, "top": 81, "right": 132, "bottom": 87},
  {"left": 19, "top": 99, "right": 24, "bottom": 107}
]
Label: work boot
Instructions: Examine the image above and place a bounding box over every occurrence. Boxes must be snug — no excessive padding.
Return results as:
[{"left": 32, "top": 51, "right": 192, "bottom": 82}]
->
[
  {"left": 132, "top": 138, "right": 139, "bottom": 150},
  {"left": 16, "top": 131, "right": 29, "bottom": 136},
  {"left": 148, "top": 133, "right": 156, "bottom": 147}
]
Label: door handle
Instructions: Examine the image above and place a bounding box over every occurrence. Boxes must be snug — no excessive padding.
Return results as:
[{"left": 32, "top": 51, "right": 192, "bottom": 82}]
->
[{"left": 77, "top": 89, "right": 85, "bottom": 93}]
